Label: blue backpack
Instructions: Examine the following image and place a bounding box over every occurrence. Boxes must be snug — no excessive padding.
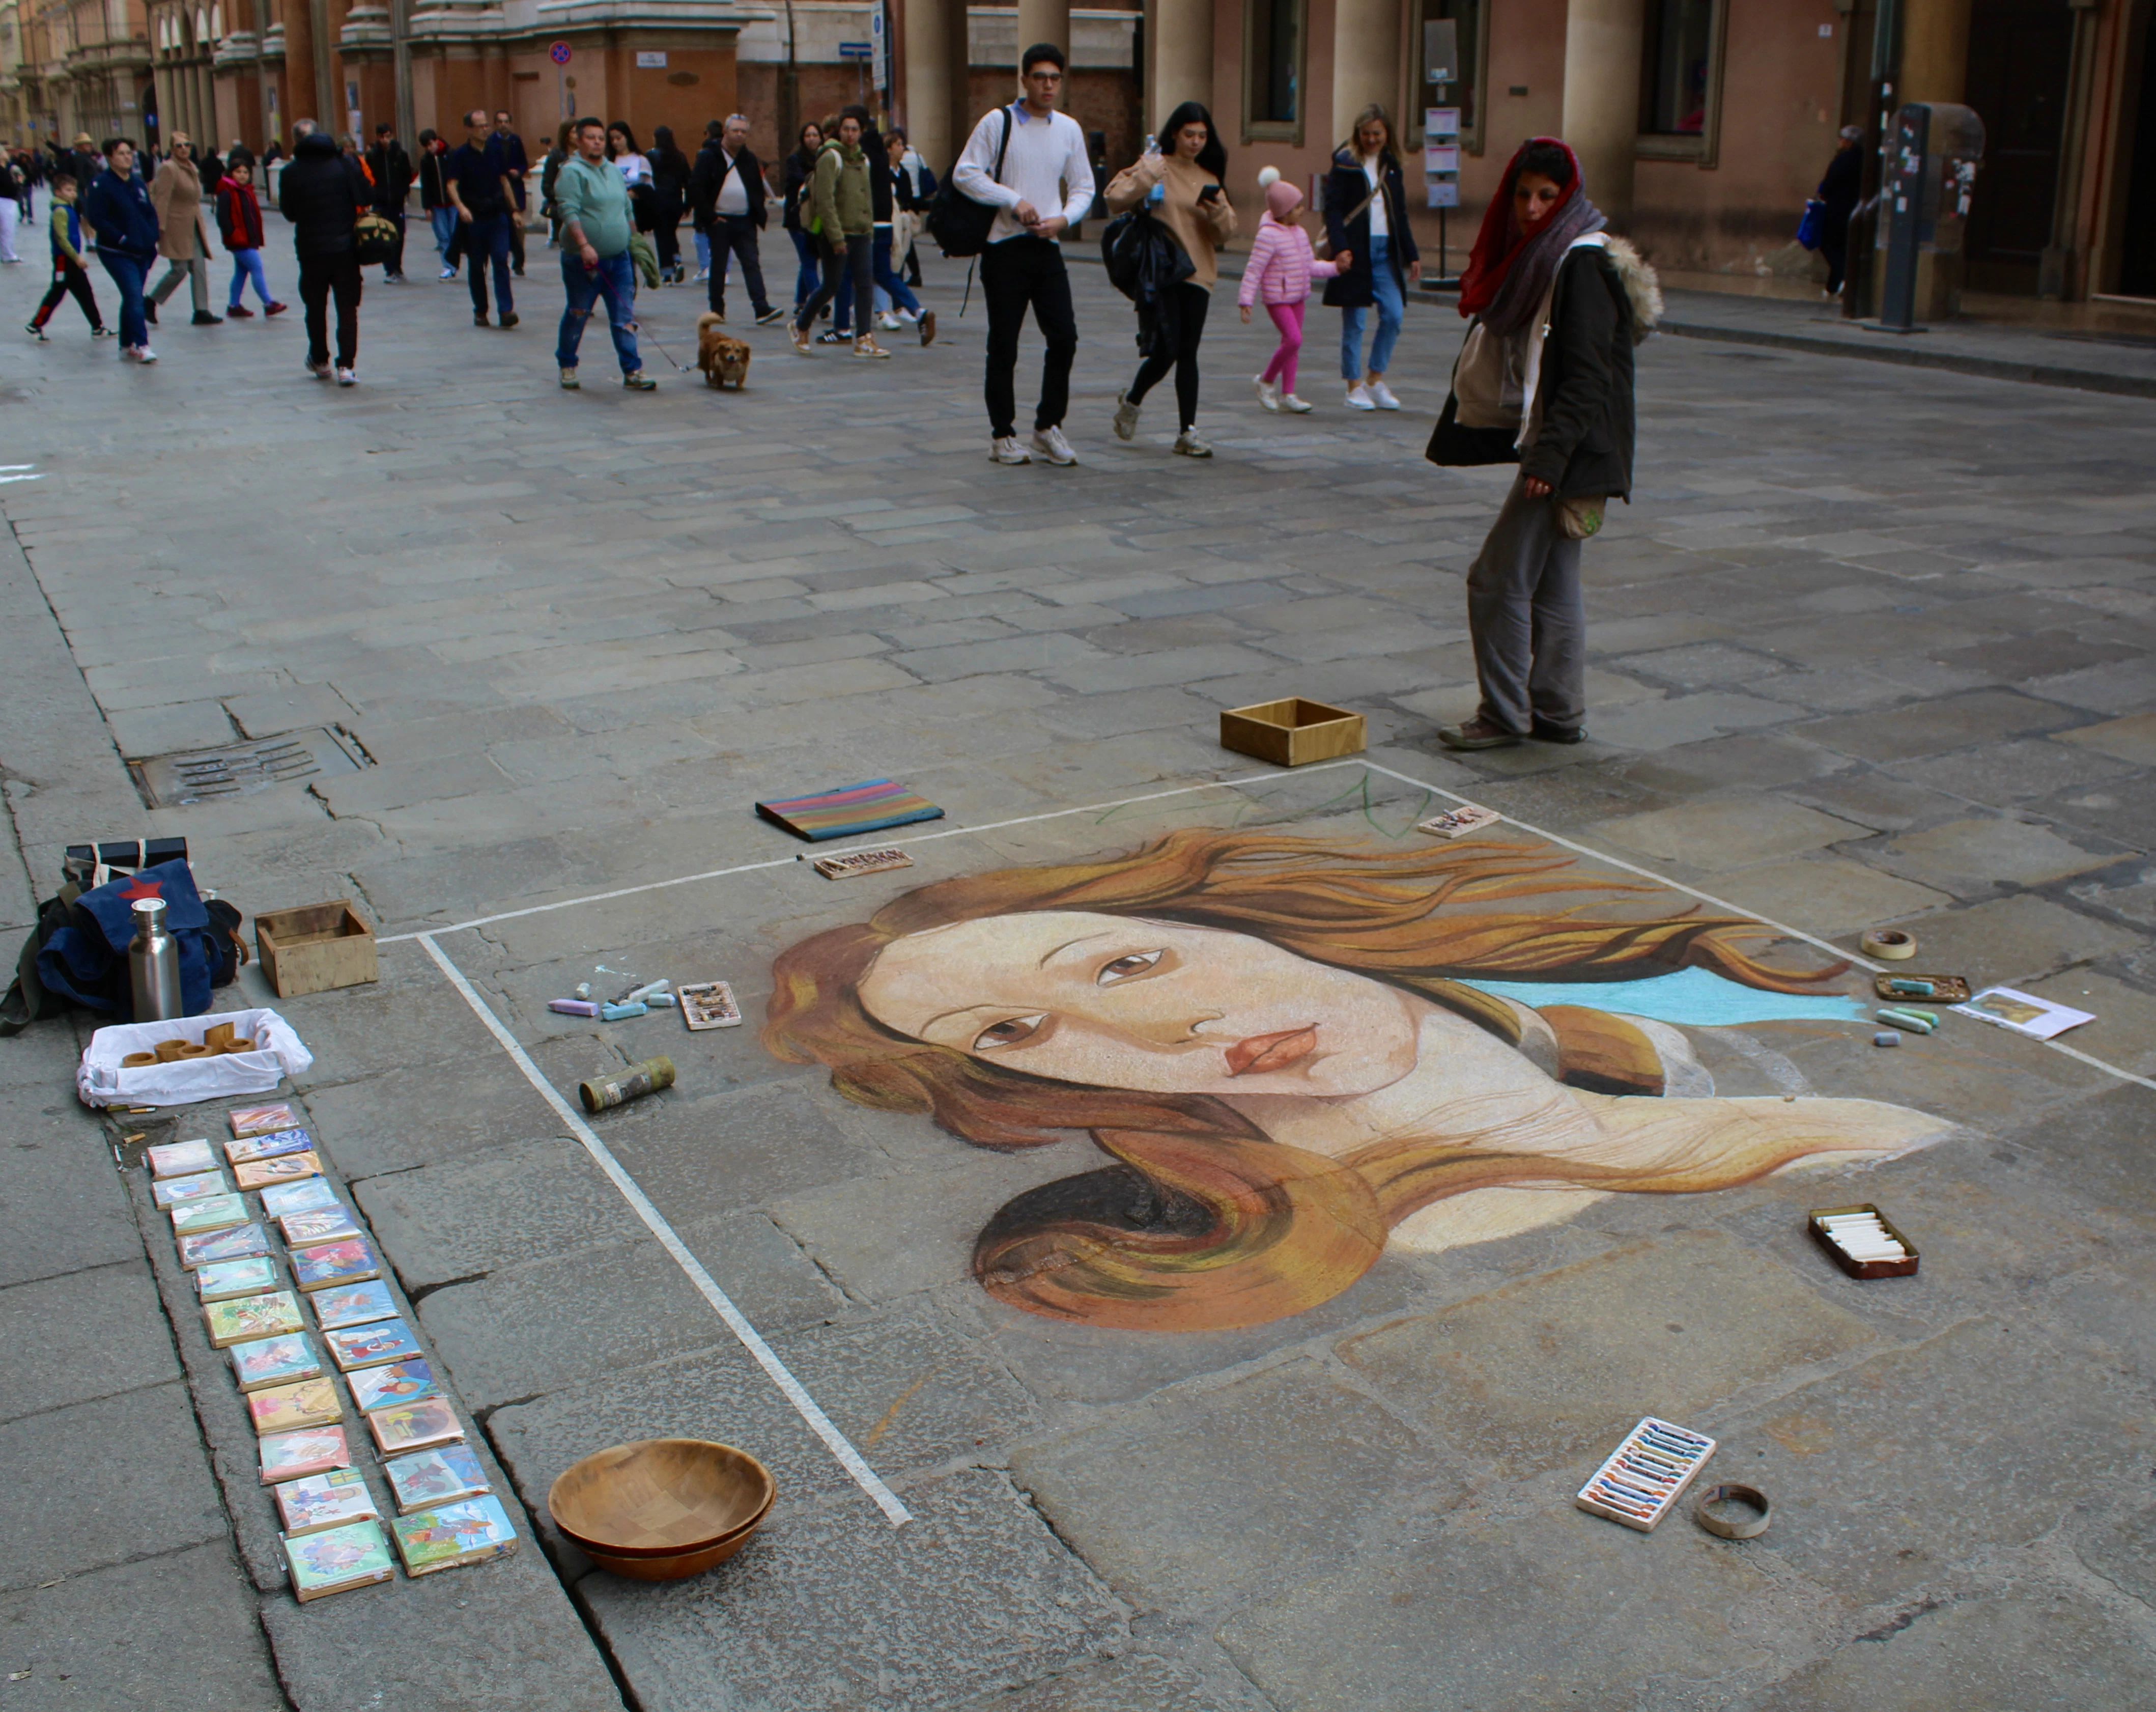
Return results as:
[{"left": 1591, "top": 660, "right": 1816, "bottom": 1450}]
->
[{"left": 18, "top": 860, "right": 245, "bottom": 1024}]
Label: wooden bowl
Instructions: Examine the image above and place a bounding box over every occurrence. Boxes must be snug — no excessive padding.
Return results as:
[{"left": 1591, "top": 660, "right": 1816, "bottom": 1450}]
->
[{"left": 548, "top": 1439, "right": 775, "bottom": 1576}]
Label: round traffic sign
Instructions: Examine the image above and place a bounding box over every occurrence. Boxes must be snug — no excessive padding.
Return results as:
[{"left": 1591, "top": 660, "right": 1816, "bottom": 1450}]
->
[{"left": 548, "top": 40, "right": 572, "bottom": 65}]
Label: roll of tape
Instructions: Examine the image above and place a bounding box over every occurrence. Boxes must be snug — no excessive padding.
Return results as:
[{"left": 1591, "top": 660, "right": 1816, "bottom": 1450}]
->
[
  {"left": 1861, "top": 928, "right": 1916, "bottom": 962},
  {"left": 1694, "top": 1482, "right": 1772, "bottom": 1540}
]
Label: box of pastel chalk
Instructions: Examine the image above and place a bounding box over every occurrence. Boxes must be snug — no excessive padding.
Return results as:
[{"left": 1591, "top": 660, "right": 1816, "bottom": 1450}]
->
[{"left": 1808, "top": 1203, "right": 1919, "bottom": 1279}]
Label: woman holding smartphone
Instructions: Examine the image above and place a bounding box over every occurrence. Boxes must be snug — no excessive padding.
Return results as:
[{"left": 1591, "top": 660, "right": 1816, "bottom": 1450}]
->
[{"left": 1105, "top": 102, "right": 1237, "bottom": 458}]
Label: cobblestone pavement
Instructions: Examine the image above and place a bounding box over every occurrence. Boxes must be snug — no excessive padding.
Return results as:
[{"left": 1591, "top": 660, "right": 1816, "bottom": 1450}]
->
[{"left": 1, "top": 223, "right": 2153, "bottom": 1710}]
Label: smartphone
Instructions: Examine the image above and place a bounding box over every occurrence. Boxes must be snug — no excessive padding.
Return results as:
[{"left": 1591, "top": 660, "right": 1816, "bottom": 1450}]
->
[{"left": 1198, "top": 184, "right": 1222, "bottom": 204}]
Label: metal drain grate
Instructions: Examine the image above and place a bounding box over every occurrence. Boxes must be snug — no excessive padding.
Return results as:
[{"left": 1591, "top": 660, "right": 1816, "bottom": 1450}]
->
[{"left": 132, "top": 727, "right": 371, "bottom": 808}]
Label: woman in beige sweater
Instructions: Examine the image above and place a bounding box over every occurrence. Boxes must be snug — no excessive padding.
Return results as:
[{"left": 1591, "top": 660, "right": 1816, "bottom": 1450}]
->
[{"left": 1105, "top": 103, "right": 1237, "bottom": 458}]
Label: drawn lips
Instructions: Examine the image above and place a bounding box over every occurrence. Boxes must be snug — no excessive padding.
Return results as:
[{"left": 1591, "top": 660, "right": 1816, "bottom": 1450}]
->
[{"left": 1224, "top": 1026, "right": 1318, "bottom": 1078}]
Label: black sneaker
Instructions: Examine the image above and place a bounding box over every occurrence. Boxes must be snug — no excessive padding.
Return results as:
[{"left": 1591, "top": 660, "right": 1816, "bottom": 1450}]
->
[
  {"left": 25, "top": 322, "right": 47, "bottom": 341},
  {"left": 499, "top": 312, "right": 519, "bottom": 329},
  {"left": 754, "top": 305, "right": 785, "bottom": 325},
  {"left": 815, "top": 329, "right": 847, "bottom": 345},
  {"left": 192, "top": 310, "right": 222, "bottom": 326},
  {"left": 474, "top": 311, "right": 489, "bottom": 327},
  {"left": 144, "top": 300, "right": 158, "bottom": 324},
  {"left": 1530, "top": 721, "right": 1588, "bottom": 745}
]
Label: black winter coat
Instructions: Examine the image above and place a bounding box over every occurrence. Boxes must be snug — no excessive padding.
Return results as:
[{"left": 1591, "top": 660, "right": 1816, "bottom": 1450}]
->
[
  {"left": 277, "top": 132, "right": 368, "bottom": 259},
  {"left": 1320, "top": 149, "right": 1419, "bottom": 308},
  {"left": 365, "top": 141, "right": 414, "bottom": 212},
  {"left": 692, "top": 141, "right": 768, "bottom": 231},
  {"left": 780, "top": 148, "right": 815, "bottom": 232},
  {"left": 1426, "top": 244, "right": 1637, "bottom": 502}
]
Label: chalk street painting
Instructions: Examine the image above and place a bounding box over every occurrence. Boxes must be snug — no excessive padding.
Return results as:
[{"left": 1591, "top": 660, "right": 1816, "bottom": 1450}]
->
[{"left": 766, "top": 830, "right": 1949, "bottom": 1332}]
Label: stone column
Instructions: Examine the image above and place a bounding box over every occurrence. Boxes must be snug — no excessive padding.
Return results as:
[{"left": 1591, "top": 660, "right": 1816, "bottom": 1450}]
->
[
  {"left": 1332, "top": 0, "right": 1397, "bottom": 148},
  {"left": 902, "top": 0, "right": 959, "bottom": 173},
  {"left": 1015, "top": 0, "right": 1068, "bottom": 61},
  {"left": 1898, "top": 0, "right": 1971, "bottom": 105},
  {"left": 1559, "top": 0, "right": 1646, "bottom": 230},
  {"left": 1149, "top": 0, "right": 1209, "bottom": 129}
]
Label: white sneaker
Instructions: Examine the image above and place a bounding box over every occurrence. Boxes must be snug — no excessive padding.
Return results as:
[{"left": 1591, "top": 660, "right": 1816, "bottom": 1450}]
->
[
  {"left": 1030, "top": 426, "right": 1077, "bottom": 466},
  {"left": 335, "top": 367, "right": 357, "bottom": 387},
  {"left": 1254, "top": 374, "right": 1280, "bottom": 412},
  {"left": 1173, "top": 430, "right": 1212, "bottom": 459},
  {"left": 136, "top": 346, "right": 157, "bottom": 364},
  {"left": 438, "top": 266, "right": 456, "bottom": 280},
  {"left": 1113, "top": 389, "right": 1141, "bottom": 441},
  {"left": 120, "top": 345, "right": 139, "bottom": 361},
  {"left": 1281, "top": 393, "right": 1314, "bottom": 413},
  {"left": 694, "top": 267, "right": 710, "bottom": 282},
  {"left": 990, "top": 435, "right": 1032, "bottom": 465},
  {"left": 1345, "top": 383, "right": 1375, "bottom": 410},
  {"left": 878, "top": 312, "right": 902, "bottom": 331},
  {"left": 1368, "top": 380, "right": 1402, "bottom": 410}
]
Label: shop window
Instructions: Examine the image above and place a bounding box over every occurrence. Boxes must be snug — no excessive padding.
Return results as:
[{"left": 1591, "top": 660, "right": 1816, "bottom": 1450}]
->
[
  {"left": 1411, "top": 0, "right": 1487, "bottom": 154},
  {"left": 1244, "top": 0, "right": 1304, "bottom": 144},
  {"left": 1638, "top": 0, "right": 1725, "bottom": 164}
]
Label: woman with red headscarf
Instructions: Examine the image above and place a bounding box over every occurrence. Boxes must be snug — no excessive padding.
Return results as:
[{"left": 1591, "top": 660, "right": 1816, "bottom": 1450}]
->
[{"left": 1425, "top": 137, "right": 1660, "bottom": 752}]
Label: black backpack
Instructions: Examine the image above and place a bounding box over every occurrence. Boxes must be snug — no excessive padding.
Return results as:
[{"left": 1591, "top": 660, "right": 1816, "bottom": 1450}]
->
[{"left": 925, "top": 107, "right": 1013, "bottom": 258}]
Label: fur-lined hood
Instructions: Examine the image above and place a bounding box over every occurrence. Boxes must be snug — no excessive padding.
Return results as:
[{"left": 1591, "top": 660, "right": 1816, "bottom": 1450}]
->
[{"left": 1604, "top": 234, "right": 1663, "bottom": 344}]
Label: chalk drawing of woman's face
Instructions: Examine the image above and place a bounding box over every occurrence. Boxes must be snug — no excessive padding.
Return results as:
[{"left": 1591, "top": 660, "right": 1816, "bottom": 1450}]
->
[{"left": 856, "top": 911, "right": 1425, "bottom": 1098}]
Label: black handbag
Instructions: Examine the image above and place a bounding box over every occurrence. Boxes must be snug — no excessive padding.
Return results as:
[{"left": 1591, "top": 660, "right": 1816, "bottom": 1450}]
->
[{"left": 926, "top": 106, "right": 1012, "bottom": 258}]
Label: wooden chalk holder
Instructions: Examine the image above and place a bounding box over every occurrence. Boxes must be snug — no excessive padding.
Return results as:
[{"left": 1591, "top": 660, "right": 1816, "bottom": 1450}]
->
[{"left": 1807, "top": 1202, "right": 1920, "bottom": 1279}]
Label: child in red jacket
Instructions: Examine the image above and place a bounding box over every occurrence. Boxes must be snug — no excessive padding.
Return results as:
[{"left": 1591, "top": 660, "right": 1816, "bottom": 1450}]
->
[
  {"left": 1238, "top": 168, "right": 1347, "bottom": 414},
  {"left": 217, "top": 164, "right": 286, "bottom": 318}
]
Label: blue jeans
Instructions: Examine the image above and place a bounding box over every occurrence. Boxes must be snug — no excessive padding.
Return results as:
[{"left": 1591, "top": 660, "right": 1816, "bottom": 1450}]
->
[
  {"left": 1341, "top": 233, "right": 1405, "bottom": 380},
  {"left": 99, "top": 249, "right": 148, "bottom": 347},
  {"left": 229, "top": 246, "right": 272, "bottom": 308},
  {"left": 872, "top": 228, "right": 920, "bottom": 317},
  {"left": 788, "top": 227, "right": 819, "bottom": 306},
  {"left": 694, "top": 228, "right": 711, "bottom": 272},
  {"left": 466, "top": 212, "right": 514, "bottom": 316},
  {"left": 430, "top": 206, "right": 456, "bottom": 256},
  {"left": 555, "top": 249, "right": 640, "bottom": 375}
]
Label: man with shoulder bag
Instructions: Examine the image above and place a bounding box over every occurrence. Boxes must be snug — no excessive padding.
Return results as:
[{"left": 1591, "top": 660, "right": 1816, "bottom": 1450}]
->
[{"left": 948, "top": 41, "right": 1093, "bottom": 467}]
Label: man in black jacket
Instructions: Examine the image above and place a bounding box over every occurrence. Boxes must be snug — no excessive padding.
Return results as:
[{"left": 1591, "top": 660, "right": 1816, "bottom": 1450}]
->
[
  {"left": 690, "top": 115, "right": 781, "bottom": 324},
  {"left": 365, "top": 123, "right": 414, "bottom": 281},
  {"left": 277, "top": 119, "right": 369, "bottom": 385}
]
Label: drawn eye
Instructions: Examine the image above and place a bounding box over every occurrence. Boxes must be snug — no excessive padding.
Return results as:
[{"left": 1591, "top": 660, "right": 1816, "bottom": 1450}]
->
[
  {"left": 973, "top": 1014, "right": 1047, "bottom": 1052},
  {"left": 1097, "top": 949, "right": 1164, "bottom": 985}
]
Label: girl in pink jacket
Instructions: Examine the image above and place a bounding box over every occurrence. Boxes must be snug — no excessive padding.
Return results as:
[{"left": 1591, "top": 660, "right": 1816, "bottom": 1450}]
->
[{"left": 1239, "top": 169, "right": 1349, "bottom": 413}]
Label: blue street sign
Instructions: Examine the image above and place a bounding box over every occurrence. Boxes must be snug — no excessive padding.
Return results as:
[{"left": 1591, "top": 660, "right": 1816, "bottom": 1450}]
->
[{"left": 838, "top": 41, "right": 873, "bottom": 58}]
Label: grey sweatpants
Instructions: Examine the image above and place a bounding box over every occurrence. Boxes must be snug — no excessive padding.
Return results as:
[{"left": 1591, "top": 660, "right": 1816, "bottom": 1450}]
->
[{"left": 1466, "top": 473, "right": 1587, "bottom": 735}]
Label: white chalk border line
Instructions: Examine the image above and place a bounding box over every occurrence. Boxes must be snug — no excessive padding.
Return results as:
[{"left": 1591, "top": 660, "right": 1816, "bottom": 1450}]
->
[{"left": 405, "top": 757, "right": 2156, "bottom": 1526}]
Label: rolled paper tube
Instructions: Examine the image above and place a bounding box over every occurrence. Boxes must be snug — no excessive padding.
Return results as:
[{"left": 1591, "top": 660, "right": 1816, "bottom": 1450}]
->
[
  {"left": 1860, "top": 928, "right": 1916, "bottom": 961},
  {"left": 1874, "top": 1031, "right": 1902, "bottom": 1047}
]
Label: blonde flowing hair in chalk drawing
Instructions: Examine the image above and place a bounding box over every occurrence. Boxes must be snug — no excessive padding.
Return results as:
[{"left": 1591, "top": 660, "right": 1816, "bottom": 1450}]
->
[{"left": 764, "top": 829, "right": 1858, "bottom": 1332}]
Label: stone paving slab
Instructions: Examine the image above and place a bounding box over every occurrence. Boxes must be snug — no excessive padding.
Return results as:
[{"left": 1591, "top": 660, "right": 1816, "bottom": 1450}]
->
[{"left": 2, "top": 223, "right": 2153, "bottom": 1711}]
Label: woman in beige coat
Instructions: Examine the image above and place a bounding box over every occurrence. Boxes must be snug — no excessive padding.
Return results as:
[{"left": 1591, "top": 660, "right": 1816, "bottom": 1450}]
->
[
  {"left": 148, "top": 135, "right": 218, "bottom": 323},
  {"left": 1105, "top": 102, "right": 1236, "bottom": 458}
]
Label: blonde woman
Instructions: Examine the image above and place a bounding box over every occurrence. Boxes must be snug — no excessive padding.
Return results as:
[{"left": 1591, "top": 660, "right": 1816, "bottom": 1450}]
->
[{"left": 768, "top": 830, "right": 1948, "bottom": 1333}]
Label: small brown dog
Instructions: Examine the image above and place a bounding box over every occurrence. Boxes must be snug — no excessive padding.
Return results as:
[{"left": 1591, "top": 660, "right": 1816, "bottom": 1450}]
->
[{"left": 696, "top": 313, "right": 751, "bottom": 390}]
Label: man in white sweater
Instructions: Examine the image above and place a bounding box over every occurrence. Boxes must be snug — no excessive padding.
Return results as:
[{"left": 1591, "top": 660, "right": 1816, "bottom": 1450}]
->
[{"left": 952, "top": 42, "right": 1096, "bottom": 467}]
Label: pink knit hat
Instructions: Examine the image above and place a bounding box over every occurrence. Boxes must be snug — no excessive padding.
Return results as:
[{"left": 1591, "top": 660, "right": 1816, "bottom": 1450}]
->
[{"left": 1258, "top": 166, "right": 1302, "bottom": 220}]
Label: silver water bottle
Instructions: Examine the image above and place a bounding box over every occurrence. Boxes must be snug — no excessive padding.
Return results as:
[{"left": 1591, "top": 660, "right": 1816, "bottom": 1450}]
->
[{"left": 128, "top": 896, "right": 184, "bottom": 1022}]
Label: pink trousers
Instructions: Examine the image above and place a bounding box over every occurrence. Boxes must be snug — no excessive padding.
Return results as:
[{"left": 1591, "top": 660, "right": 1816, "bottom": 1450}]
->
[{"left": 1259, "top": 300, "right": 1304, "bottom": 395}]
